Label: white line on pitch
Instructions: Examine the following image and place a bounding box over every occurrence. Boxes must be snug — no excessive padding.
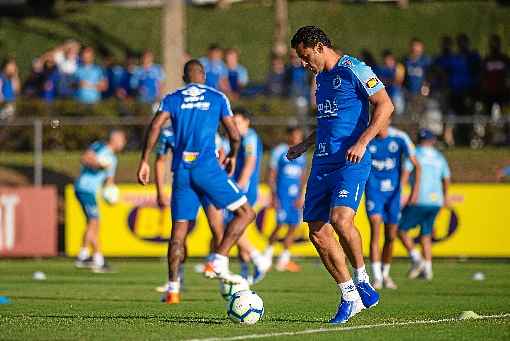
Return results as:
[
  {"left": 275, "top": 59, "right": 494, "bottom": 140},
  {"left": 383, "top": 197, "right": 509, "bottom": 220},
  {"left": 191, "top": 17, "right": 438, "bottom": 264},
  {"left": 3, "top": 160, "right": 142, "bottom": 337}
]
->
[{"left": 184, "top": 313, "right": 510, "bottom": 341}]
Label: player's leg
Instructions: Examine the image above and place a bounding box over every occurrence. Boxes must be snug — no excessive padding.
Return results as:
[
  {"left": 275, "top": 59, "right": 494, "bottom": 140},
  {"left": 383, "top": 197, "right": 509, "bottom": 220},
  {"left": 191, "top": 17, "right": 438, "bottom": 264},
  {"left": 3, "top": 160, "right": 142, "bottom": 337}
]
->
[
  {"left": 419, "top": 207, "right": 440, "bottom": 280},
  {"left": 276, "top": 223, "right": 300, "bottom": 272},
  {"left": 303, "top": 168, "right": 365, "bottom": 324},
  {"left": 329, "top": 162, "right": 379, "bottom": 310},
  {"left": 368, "top": 214, "right": 383, "bottom": 288},
  {"left": 381, "top": 191, "right": 401, "bottom": 289},
  {"left": 398, "top": 205, "right": 425, "bottom": 279},
  {"left": 164, "top": 220, "right": 190, "bottom": 304},
  {"left": 204, "top": 203, "right": 224, "bottom": 250}
]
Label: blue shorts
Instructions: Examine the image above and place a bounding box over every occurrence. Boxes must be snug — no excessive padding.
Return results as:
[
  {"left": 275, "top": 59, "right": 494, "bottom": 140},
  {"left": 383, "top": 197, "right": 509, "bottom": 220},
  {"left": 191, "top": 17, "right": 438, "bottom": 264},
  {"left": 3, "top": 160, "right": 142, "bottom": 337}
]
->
[
  {"left": 171, "top": 158, "right": 247, "bottom": 221},
  {"left": 303, "top": 160, "right": 371, "bottom": 223},
  {"left": 365, "top": 188, "right": 401, "bottom": 225},
  {"left": 277, "top": 195, "right": 301, "bottom": 226},
  {"left": 398, "top": 205, "right": 440, "bottom": 236},
  {"left": 75, "top": 190, "right": 99, "bottom": 220}
]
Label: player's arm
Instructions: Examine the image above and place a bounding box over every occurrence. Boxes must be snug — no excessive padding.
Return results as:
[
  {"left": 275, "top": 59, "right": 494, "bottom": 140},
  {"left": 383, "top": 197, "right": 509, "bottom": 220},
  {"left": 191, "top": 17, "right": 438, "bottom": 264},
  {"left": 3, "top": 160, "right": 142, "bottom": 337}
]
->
[
  {"left": 104, "top": 176, "right": 115, "bottom": 186},
  {"left": 154, "top": 153, "right": 169, "bottom": 208},
  {"left": 80, "top": 149, "right": 106, "bottom": 169},
  {"left": 221, "top": 115, "right": 241, "bottom": 176},
  {"left": 236, "top": 133, "right": 258, "bottom": 190},
  {"left": 287, "top": 131, "right": 315, "bottom": 160},
  {"left": 268, "top": 167, "right": 278, "bottom": 208},
  {"left": 137, "top": 111, "right": 170, "bottom": 185},
  {"left": 442, "top": 177, "right": 450, "bottom": 208},
  {"left": 346, "top": 89, "right": 394, "bottom": 163},
  {"left": 295, "top": 166, "right": 309, "bottom": 209},
  {"left": 407, "top": 155, "right": 421, "bottom": 205}
]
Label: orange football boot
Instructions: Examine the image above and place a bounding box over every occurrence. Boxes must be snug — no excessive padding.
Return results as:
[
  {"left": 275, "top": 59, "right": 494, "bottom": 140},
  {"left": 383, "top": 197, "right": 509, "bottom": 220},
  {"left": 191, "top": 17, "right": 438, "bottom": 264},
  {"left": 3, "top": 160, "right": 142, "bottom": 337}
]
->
[
  {"left": 285, "top": 260, "right": 302, "bottom": 273},
  {"left": 165, "top": 292, "right": 180, "bottom": 304}
]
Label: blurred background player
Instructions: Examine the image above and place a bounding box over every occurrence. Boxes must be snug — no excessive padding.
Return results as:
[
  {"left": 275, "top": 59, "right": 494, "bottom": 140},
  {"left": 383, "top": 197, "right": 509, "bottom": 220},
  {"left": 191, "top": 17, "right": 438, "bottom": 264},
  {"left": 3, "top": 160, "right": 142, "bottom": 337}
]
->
[
  {"left": 399, "top": 129, "right": 451, "bottom": 281},
  {"left": 224, "top": 108, "right": 270, "bottom": 283},
  {"left": 288, "top": 26, "right": 393, "bottom": 324},
  {"left": 137, "top": 60, "right": 255, "bottom": 304},
  {"left": 365, "top": 123, "right": 421, "bottom": 290},
  {"left": 264, "top": 126, "right": 307, "bottom": 272},
  {"left": 74, "top": 130, "right": 126, "bottom": 272}
]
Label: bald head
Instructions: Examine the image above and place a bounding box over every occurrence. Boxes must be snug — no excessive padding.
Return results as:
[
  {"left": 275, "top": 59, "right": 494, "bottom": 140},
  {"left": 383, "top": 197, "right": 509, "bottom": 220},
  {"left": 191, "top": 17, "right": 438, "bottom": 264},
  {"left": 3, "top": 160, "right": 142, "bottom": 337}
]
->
[{"left": 183, "top": 59, "right": 205, "bottom": 84}]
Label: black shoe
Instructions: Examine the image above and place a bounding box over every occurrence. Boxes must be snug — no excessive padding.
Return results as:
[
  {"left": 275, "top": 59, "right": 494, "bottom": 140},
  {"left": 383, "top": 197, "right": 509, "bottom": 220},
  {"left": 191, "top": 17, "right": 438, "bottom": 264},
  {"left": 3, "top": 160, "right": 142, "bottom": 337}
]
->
[
  {"left": 75, "top": 257, "right": 94, "bottom": 269},
  {"left": 91, "top": 262, "right": 115, "bottom": 273}
]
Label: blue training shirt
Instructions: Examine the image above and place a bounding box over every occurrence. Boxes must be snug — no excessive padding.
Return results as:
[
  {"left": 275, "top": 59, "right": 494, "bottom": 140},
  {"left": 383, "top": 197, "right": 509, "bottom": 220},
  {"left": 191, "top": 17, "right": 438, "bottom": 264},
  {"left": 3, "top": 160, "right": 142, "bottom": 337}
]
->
[
  {"left": 366, "top": 127, "right": 415, "bottom": 193},
  {"left": 155, "top": 126, "right": 175, "bottom": 156},
  {"left": 404, "top": 145, "right": 450, "bottom": 207},
  {"left": 231, "top": 128, "right": 262, "bottom": 193},
  {"left": 314, "top": 55, "right": 384, "bottom": 166},
  {"left": 157, "top": 83, "right": 232, "bottom": 171},
  {"left": 270, "top": 143, "right": 307, "bottom": 199},
  {"left": 75, "top": 142, "right": 117, "bottom": 194}
]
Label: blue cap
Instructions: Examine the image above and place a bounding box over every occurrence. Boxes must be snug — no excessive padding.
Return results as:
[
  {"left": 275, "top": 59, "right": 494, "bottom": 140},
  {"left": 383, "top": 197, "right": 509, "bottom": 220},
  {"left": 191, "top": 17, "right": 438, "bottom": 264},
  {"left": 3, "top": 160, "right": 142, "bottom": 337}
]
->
[{"left": 418, "top": 128, "right": 435, "bottom": 141}]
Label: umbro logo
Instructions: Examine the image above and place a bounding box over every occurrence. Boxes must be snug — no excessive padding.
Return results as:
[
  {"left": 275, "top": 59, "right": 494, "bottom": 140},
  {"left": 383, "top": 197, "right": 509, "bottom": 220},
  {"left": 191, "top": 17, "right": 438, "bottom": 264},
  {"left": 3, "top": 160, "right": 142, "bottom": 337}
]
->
[{"left": 338, "top": 190, "right": 349, "bottom": 198}]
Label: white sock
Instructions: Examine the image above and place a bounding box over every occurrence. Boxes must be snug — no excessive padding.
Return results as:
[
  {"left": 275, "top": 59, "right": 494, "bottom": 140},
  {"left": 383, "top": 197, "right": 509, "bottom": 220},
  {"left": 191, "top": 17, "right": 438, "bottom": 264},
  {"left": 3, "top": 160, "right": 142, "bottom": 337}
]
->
[
  {"left": 277, "top": 250, "right": 291, "bottom": 266},
  {"left": 410, "top": 249, "right": 422, "bottom": 264},
  {"left": 211, "top": 253, "right": 228, "bottom": 270},
  {"left": 168, "top": 281, "right": 180, "bottom": 293},
  {"left": 354, "top": 265, "right": 370, "bottom": 284},
  {"left": 250, "top": 249, "right": 264, "bottom": 264},
  {"left": 338, "top": 280, "right": 361, "bottom": 301},
  {"left": 382, "top": 263, "right": 391, "bottom": 278},
  {"left": 264, "top": 246, "right": 274, "bottom": 259},
  {"left": 78, "top": 248, "right": 90, "bottom": 261},
  {"left": 424, "top": 260, "right": 432, "bottom": 273},
  {"left": 371, "top": 262, "right": 382, "bottom": 282},
  {"left": 93, "top": 252, "right": 104, "bottom": 267}
]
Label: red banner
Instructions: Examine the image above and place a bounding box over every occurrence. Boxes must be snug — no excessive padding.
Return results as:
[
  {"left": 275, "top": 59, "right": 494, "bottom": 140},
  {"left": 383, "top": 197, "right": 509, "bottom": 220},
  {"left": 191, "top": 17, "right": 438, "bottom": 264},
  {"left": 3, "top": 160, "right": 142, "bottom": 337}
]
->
[{"left": 0, "top": 186, "right": 57, "bottom": 257}]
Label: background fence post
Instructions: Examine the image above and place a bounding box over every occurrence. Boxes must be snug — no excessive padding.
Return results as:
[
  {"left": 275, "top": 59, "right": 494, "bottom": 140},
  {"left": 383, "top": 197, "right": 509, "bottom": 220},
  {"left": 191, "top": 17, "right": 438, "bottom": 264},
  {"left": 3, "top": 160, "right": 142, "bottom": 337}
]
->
[{"left": 34, "top": 119, "right": 43, "bottom": 187}]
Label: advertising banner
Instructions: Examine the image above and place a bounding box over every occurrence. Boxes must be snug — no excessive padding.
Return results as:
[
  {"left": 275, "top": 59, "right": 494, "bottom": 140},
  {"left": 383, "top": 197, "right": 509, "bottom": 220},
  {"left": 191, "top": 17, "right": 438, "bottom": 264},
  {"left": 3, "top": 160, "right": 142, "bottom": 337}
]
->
[
  {"left": 0, "top": 186, "right": 58, "bottom": 257},
  {"left": 65, "top": 183, "right": 510, "bottom": 257}
]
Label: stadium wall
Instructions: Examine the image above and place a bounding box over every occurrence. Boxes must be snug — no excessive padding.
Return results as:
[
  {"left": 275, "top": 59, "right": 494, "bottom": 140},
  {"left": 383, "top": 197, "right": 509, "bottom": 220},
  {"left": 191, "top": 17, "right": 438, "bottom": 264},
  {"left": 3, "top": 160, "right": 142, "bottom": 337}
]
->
[{"left": 65, "top": 183, "right": 510, "bottom": 258}]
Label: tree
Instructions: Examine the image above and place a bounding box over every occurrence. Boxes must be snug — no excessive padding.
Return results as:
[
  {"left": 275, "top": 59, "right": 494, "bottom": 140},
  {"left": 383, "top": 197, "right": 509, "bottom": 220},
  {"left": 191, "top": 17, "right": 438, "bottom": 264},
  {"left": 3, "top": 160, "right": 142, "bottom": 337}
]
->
[
  {"left": 272, "top": 0, "right": 288, "bottom": 58},
  {"left": 161, "top": 0, "right": 186, "bottom": 93}
]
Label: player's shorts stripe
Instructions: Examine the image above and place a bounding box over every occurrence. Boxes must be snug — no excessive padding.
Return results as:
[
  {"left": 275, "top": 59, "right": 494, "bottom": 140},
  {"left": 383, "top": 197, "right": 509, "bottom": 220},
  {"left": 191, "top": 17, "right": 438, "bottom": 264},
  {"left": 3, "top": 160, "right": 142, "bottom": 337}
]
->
[
  {"left": 354, "top": 183, "right": 360, "bottom": 201},
  {"left": 227, "top": 179, "right": 240, "bottom": 193},
  {"left": 226, "top": 195, "right": 247, "bottom": 211}
]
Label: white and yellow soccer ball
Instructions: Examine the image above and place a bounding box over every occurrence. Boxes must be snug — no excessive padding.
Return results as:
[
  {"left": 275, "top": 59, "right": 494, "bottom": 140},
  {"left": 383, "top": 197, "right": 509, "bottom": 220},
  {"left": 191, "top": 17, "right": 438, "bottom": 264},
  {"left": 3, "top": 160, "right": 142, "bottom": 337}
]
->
[
  {"left": 102, "top": 185, "right": 120, "bottom": 204},
  {"left": 227, "top": 290, "right": 264, "bottom": 325},
  {"left": 219, "top": 279, "right": 250, "bottom": 301}
]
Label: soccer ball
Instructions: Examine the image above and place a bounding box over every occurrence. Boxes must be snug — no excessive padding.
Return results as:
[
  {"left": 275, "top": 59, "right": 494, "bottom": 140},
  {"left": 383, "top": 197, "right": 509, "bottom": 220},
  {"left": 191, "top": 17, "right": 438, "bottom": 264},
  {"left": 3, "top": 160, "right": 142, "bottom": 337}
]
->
[
  {"left": 227, "top": 290, "right": 264, "bottom": 324},
  {"left": 219, "top": 279, "right": 250, "bottom": 301},
  {"left": 102, "top": 185, "right": 120, "bottom": 204}
]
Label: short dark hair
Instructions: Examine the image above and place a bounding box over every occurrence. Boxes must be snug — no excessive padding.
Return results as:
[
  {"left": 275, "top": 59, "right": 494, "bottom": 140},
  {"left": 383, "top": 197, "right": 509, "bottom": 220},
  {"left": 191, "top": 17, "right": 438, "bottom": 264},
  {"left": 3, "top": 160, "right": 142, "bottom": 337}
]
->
[
  {"left": 208, "top": 43, "right": 222, "bottom": 51},
  {"left": 233, "top": 107, "right": 252, "bottom": 120},
  {"left": 182, "top": 59, "right": 204, "bottom": 83},
  {"left": 286, "top": 126, "right": 302, "bottom": 135},
  {"left": 291, "top": 26, "right": 332, "bottom": 49}
]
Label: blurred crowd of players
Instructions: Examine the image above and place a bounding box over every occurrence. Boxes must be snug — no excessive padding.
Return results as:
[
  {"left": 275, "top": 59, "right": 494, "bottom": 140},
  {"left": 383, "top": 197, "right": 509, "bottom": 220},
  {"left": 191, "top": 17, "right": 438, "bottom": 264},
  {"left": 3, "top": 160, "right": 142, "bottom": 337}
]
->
[{"left": 72, "top": 108, "right": 451, "bottom": 290}]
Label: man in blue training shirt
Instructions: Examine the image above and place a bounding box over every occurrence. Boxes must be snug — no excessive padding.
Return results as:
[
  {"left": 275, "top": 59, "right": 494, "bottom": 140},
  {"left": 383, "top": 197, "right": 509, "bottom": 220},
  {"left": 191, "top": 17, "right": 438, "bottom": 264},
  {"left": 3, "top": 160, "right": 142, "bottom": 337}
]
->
[
  {"left": 365, "top": 123, "right": 421, "bottom": 290},
  {"left": 288, "top": 26, "right": 394, "bottom": 324},
  {"left": 399, "top": 129, "right": 451, "bottom": 281},
  {"left": 74, "top": 130, "right": 126, "bottom": 272},
  {"left": 223, "top": 108, "right": 270, "bottom": 284},
  {"left": 137, "top": 60, "right": 255, "bottom": 304},
  {"left": 264, "top": 126, "right": 307, "bottom": 273},
  {"left": 131, "top": 50, "right": 165, "bottom": 104}
]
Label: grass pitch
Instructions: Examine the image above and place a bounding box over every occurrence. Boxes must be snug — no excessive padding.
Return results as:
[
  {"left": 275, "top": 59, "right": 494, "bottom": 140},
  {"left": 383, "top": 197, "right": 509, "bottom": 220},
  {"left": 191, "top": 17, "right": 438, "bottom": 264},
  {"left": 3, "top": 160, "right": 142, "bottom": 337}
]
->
[{"left": 1, "top": 259, "right": 509, "bottom": 340}]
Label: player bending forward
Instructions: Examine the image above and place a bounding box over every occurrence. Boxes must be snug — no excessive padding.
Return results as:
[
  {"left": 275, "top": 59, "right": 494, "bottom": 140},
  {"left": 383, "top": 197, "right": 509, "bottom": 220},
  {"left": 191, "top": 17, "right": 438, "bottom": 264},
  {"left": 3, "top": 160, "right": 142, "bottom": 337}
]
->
[
  {"left": 137, "top": 60, "right": 255, "bottom": 303},
  {"left": 288, "top": 26, "right": 393, "bottom": 324}
]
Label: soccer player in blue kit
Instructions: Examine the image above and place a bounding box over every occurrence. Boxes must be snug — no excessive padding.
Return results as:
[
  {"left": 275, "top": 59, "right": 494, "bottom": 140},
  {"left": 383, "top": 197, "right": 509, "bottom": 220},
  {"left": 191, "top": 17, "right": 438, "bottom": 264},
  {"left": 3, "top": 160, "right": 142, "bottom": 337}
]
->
[
  {"left": 74, "top": 130, "right": 126, "bottom": 272},
  {"left": 365, "top": 123, "right": 421, "bottom": 290},
  {"left": 264, "top": 126, "right": 307, "bottom": 272},
  {"left": 137, "top": 60, "right": 255, "bottom": 304},
  {"left": 288, "top": 26, "right": 394, "bottom": 323}
]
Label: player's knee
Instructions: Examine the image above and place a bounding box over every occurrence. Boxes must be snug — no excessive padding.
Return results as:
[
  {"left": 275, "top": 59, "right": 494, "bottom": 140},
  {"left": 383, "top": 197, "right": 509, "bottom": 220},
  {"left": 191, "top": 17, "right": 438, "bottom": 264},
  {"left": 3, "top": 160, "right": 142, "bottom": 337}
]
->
[
  {"left": 330, "top": 213, "right": 353, "bottom": 234},
  {"left": 309, "top": 228, "right": 327, "bottom": 249},
  {"left": 235, "top": 204, "right": 255, "bottom": 223}
]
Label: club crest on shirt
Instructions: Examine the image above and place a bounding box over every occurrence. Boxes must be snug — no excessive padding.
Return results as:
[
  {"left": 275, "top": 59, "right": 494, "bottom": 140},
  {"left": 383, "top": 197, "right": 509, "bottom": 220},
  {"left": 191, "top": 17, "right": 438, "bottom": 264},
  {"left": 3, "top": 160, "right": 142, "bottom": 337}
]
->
[
  {"left": 333, "top": 75, "right": 342, "bottom": 89},
  {"left": 388, "top": 141, "right": 399, "bottom": 153},
  {"left": 366, "top": 78, "right": 379, "bottom": 89},
  {"left": 369, "top": 145, "right": 377, "bottom": 153}
]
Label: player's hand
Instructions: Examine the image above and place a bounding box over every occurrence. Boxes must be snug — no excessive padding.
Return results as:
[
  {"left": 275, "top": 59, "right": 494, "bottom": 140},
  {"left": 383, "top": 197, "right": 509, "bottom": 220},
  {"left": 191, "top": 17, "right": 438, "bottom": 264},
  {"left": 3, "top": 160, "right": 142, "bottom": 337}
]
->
[
  {"left": 223, "top": 156, "right": 236, "bottom": 177},
  {"left": 346, "top": 142, "right": 367, "bottom": 163},
  {"left": 408, "top": 190, "right": 419, "bottom": 205},
  {"left": 271, "top": 194, "right": 279, "bottom": 209},
  {"left": 137, "top": 161, "right": 150, "bottom": 185},
  {"left": 287, "top": 143, "right": 307, "bottom": 160},
  {"left": 294, "top": 196, "right": 305, "bottom": 209},
  {"left": 157, "top": 194, "right": 169, "bottom": 208}
]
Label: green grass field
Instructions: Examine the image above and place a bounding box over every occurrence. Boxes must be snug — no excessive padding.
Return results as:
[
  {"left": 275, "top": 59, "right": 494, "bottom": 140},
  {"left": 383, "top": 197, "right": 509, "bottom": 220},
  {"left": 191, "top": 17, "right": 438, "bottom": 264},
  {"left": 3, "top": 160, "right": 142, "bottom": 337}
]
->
[{"left": 1, "top": 259, "right": 509, "bottom": 340}]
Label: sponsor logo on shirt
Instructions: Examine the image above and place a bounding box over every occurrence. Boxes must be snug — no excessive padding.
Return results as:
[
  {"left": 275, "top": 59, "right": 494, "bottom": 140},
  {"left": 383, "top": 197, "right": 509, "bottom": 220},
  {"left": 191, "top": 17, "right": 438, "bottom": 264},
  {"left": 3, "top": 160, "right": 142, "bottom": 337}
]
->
[
  {"left": 372, "top": 158, "right": 396, "bottom": 171},
  {"left": 317, "top": 99, "right": 339, "bottom": 118},
  {"left": 182, "top": 151, "right": 199, "bottom": 163},
  {"left": 366, "top": 78, "right": 379, "bottom": 89}
]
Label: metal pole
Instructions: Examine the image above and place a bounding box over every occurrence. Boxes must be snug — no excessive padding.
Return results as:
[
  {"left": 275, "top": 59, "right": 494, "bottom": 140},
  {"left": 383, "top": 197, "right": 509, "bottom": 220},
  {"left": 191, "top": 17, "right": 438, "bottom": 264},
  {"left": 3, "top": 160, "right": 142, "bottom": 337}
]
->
[{"left": 34, "top": 119, "right": 43, "bottom": 186}]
